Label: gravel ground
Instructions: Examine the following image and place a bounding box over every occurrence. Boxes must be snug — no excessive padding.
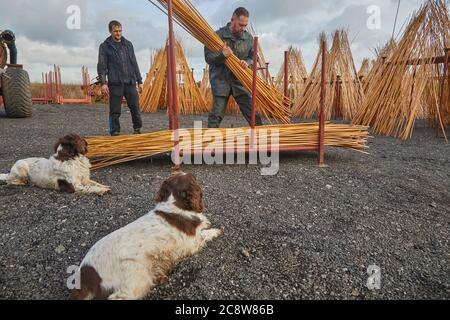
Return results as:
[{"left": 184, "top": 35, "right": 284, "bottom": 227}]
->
[{"left": 0, "top": 104, "right": 449, "bottom": 300}]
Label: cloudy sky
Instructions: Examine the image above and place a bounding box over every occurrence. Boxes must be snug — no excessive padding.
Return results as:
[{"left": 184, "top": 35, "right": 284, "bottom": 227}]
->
[{"left": 0, "top": 0, "right": 428, "bottom": 83}]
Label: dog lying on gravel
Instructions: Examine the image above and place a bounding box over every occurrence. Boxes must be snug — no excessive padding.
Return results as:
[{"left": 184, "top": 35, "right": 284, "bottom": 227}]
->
[
  {"left": 0, "top": 134, "right": 111, "bottom": 196},
  {"left": 70, "top": 167, "right": 222, "bottom": 300}
]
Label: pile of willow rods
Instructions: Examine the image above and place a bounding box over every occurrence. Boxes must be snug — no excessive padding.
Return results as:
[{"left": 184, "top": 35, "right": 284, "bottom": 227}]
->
[
  {"left": 86, "top": 123, "right": 369, "bottom": 170},
  {"left": 293, "top": 30, "right": 364, "bottom": 121},
  {"left": 140, "top": 40, "right": 209, "bottom": 114},
  {"left": 353, "top": 0, "right": 449, "bottom": 141}
]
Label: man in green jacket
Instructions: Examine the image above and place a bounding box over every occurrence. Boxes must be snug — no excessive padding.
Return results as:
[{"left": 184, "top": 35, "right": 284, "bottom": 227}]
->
[{"left": 205, "top": 7, "right": 263, "bottom": 128}]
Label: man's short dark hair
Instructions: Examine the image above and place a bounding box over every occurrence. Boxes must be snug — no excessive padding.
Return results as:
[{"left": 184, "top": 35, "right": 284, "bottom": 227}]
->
[
  {"left": 233, "top": 7, "right": 249, "bottom": 18},
  {"left": 109, "top": 20, "right": 122, "bottom": 32}
]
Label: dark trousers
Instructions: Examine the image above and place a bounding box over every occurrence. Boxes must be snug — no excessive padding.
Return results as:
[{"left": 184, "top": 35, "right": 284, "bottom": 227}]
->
[
  {"left": 109, "top": 84, "right": 143, "bottom": 135},
  {"left": 208, "top": 92, "right": 263, "bottom": 128}
]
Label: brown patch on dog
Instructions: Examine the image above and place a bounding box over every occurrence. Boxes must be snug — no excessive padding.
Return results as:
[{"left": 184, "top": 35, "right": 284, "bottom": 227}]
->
[
  {"left": 155, "top": 210, "right": 201, "bottom": 236},
  {"left": 54, "top": 134, "right": 88, "bottom": 162},
  {"left": 57, "top": 179, "right": 75, "bottom": 193},
  {"left": 146, "top": 251, "right": 177, "bottom": 286},
  {"left": 155, "top": 171, "right": 204, "bottom": 213},
  {"left": 70, "top": 265, "right": 112, "bottom": 300}
]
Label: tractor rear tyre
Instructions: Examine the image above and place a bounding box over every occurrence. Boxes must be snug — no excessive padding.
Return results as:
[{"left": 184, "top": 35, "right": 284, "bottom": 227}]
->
[{"left": 1, "top": 67, "right": 33, "bottom": 118}]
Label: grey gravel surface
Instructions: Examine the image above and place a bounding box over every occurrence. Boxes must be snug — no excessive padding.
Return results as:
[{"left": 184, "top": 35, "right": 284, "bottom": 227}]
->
[{"left": 0, "top": 104, "right": 449, "bottom": 300}]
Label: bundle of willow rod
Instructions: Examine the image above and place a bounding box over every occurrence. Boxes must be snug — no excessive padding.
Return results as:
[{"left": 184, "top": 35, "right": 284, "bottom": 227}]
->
[
  {"left": 357, "top": 58, "right": 371, "bottom": 82},
  {"left": 226, "top": 96, "right": 241, "bottom": 115},
  {"left": 140, "top": 39, "right": 209, "bottom": 114},
  {"left": 362, "top": 39, "right": 398, "bottom": 93},
  {"left": 139, "top": 47, "right": 167, "bottom": 113},
  {"left": 199, "top": 65, "right": 212, "bottom": 108},
  {"left": 293, "top": 30, "right": 364, "bottom": 121},
  {"left": 86, "top": 123, "right": 369, "bottom": 170},
  {"left": 353, "top": 0, "right": 450, "bottom": 141},
  {"left": 155, "top": 0, "right": 291, "bottom": 124}
]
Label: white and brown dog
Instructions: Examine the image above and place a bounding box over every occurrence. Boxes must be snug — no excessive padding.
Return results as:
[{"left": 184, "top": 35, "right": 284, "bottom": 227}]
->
[
  {"left": 70, "top": 168, "right": 222, "bottom": 300},
  {"left": 0, "top": 134, "right": 110, "bottom": 196}
]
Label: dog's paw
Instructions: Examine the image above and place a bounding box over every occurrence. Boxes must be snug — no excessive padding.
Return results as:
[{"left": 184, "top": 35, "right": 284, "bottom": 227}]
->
[
  {"left": 96, "top": 188, "right": 112, "bottom": 196},
  {"left": 209, "top": 228, "right": 223, "bottom": 238},
  {"left": 202, "top": 220, "right": 212, "bottom": 230}
]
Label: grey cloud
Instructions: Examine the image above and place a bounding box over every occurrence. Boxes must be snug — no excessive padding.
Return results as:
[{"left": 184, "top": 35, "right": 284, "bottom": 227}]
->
[
  {"left": 0, "top": 0, "right": 90, "bottom": 47},
  {"left": 1, "top": 0, "right": 425, "bottom": 83}
]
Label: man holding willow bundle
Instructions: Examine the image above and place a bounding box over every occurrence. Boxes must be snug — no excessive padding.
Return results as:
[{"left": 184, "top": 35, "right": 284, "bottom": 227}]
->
[{"left": 205, "top": 7, "right": 263, "bottom": 128}]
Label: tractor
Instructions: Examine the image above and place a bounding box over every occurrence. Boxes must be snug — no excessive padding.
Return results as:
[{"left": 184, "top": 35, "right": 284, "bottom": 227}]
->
[{"left": 0, "top": 29, "right": 32, "bottom": 118}]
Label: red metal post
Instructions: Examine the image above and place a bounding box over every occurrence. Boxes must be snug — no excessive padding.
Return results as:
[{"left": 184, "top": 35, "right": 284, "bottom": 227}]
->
[
  {"left": 56, "top": 65, "right": 63, "bottom": 105},
  {"left": 45, "top": 73, "right": 49, "bottom": 103},
  {"left": 319, "top": 39, "right": 326, "bottom": 167},
  {"left": 166, "top": 44, "right": 173, "bottom": 130},
  {"left": 54, "top": 65, "right": 59, "bottom": 104},
  {"left": 59, "top": 66, "right": 64, "bottom": 104},
  {"left": 42, "top": 73, "right": 46, "bottom": 104},
  {"left": 284, "top": 51, "right": 289, "bottom": 99},
  {"left": 251, "top": 37, "right": 258, "bottom": 129},
  {"left": 167, "top": 0, "right": 180, "bottom": 165},
  {"left": 250, "top": 37, "right": 259, "bottom": 152},
  {"left": 167, "top": 0, "right": 179, "bottom": 131},
  {"left": 49, "top": 71, "right": 53, "bottom": 103},
  {"left": 85, "top": 67, "right": 92, "bottom": 104},
  {"left": 180, "top": 146, "right": 319, "bottom": 157}
]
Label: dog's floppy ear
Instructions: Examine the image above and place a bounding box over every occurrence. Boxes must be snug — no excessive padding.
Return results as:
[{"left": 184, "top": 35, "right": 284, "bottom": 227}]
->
[
  {"left": 73, "top": 136, "right": 88, "bottom": 155},
  {"left": 67, "top": 134, "right": 87, "bottom": 156},
  {"left": 186, "top": 173, "right": 204, "bottom": 213},
  {"left": 83, "top": 139, "right": 88, "bottom": 154},
  {"left": 54, "top": 136, "right": 77, "bottom": 161},
  {"left": 174, "top": 173, "right": 204, "bottom": 213},
  {"left": 155, "top": 180, "right": 171, "bottom": 203}
]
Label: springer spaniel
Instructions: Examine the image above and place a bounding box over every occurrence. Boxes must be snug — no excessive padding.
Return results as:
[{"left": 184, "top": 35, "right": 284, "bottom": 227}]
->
[
  {"left": 70, "top": 168, "right": 222, "bottom": 300},
  {"left": 0, "top": 134, "right": 111, "bottom": 196}
]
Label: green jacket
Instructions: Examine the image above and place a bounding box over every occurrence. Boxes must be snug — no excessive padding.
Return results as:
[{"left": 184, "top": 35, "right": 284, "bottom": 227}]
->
[{"left": 205, "top": 23, "right": 254, "bottom": 97}]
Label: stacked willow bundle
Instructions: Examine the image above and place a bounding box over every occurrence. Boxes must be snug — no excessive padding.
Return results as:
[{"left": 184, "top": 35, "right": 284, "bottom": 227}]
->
[
  {"left": 226, "top": 96, "right": 241, "bottom": 115},
  {"left": 362, "top": 40, "right": 398, "bottom": 93},
  {"left": 357, "top": 58, "right": 371, "bottom": 82},
  {"left": 155, "top": 0, "right": 291, "bottom": 124},
  {"left": 174, "top": 42, "right": 209, "bottom": 114},
  {"left": 275, "top": 46, "right": 309, "bottom": 103},
  {"left": 293, "top": 31, "right": 364, "bottom": 120},
  {"left": 139, "top": 47, "right": 167, "bottom": 113},
  {"left": 86, "top": 123, "right": 369, "bottom": 170},
  {"left": 199, "top": 66, "right": 212, "bottom": 108},
  {"left": 139, "top": 39, "right": 208, "bottom": 114},
  {"left": 353, "top": 0, "right": 450, "bottom": 141}
]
